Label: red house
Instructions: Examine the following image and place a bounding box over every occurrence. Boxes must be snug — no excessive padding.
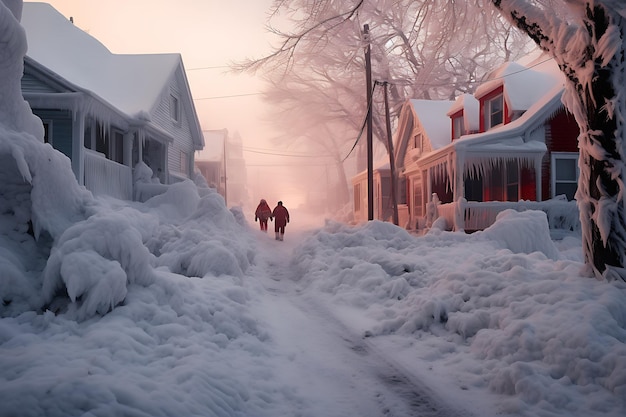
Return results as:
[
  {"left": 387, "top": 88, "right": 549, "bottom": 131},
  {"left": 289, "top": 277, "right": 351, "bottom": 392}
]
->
[{"left": 393, "top": 54, "right": 580, "bottom": 231}]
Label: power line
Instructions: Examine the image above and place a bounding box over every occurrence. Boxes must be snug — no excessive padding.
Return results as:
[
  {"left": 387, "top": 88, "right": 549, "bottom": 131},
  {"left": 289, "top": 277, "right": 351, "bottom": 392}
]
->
[
  {"left": 246, "top": 162, "right": 330, "bottom": 167},
  {"left": 194, "top": 92, "right": 262, "bottom": 101},
  {"left": 187, "top": 65, "right": 231, "bottom": 71},
  {"left": 341, "top": 82, "right": 377, "bottom": 162},
  {"left": 243, "top": 147, "right": 333, "bottom": 158}
]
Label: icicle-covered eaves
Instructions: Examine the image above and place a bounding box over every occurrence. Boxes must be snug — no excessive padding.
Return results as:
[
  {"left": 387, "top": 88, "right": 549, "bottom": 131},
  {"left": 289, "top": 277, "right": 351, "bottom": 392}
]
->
[
  {"left": 464, "top": 153, "right": 539, "bottom": 180},
  {"left": 429, "top": 160, "right": 453, "bottom": 193}
]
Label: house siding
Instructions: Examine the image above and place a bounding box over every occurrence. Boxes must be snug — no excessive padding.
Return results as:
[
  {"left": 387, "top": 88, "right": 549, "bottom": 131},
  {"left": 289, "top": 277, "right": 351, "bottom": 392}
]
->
[
  {"left": 542, "top": 109, "right": 579, "bottom": 200},
  {"left": 351, "top": 169, "right": 391, "bottom": 223},
  {"left": 549, "top": 110, "right": 579, "bottom": 153},
  {"left": 21, "top": 72, "right": 60, "bottom": 94},
  {"left": 152, "top": 71, "right": 195, "bottom": 180}
]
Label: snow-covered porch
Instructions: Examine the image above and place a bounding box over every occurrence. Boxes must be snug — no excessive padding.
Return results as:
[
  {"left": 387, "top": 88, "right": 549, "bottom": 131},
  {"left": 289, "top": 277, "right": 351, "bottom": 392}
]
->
[
  {"left": 415, "top": 139, "right": 549, "bottom": 231},
  {"left": 436, "top": 198, "right": 580, "bottom": 232}
]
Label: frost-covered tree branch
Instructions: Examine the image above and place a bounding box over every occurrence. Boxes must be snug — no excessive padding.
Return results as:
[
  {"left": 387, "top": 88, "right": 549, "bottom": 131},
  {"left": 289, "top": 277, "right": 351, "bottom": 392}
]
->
[
  {"left": 240, "top": 0, "right": 533, "bottom": 212},
  {"left": 493, "top": 0, "right": 626, "bottom": 281}
]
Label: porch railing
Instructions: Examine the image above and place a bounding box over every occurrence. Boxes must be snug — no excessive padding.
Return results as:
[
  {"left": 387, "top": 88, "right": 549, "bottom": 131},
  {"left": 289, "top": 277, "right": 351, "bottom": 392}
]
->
[
  {"left": 84, "top": 149, "right": 132, "bottom": 201},
  {"left": 437, "top": 198, "right": 580, "bottom": 232}
]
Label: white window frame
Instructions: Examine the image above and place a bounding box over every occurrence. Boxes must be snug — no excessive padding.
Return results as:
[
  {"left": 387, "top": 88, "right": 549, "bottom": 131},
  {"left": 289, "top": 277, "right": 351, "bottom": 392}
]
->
[
  {"left": 484, "top": 94, "right": 504, "bottom": 130},
  {"left": 551, "top": 152, "right": 579, "bottom": 200},
  {"left": 169, "top": 93, "right": 181, "bottom": 124},
  {"left": 505, "top": 159, "right": 519, "bottom": 202}
]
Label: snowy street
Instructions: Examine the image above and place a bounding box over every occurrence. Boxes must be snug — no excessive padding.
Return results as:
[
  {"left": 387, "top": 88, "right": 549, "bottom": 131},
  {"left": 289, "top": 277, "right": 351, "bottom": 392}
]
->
[
  {"left": 247, "top": 226, "right": 469, "bottom": 417},
  {"left": 1, "top": 182, "right": 624, "bottom": 417}
]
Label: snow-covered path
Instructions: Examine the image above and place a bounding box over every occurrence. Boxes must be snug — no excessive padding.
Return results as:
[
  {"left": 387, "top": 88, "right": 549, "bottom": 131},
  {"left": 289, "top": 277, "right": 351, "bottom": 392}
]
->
[{"left": 246, "top": 225, "right": 472, "bottom": 417}]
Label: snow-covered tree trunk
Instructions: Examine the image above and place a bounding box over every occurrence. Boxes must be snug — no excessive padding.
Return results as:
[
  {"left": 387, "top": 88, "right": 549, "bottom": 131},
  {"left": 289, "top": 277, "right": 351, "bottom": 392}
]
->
[{"left": 493, "top": 0, "right": 626, "bottom": 281}]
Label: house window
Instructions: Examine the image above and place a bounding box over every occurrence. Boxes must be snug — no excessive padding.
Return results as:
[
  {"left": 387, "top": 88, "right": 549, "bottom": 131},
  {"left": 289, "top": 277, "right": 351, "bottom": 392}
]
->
[
  {"left": 506, "top": 160, "right": 519, "bottom": 201},
  {"left": 170, "top": 93, "right": 180, "bottom": 123},
  {"left": 452, "top": 115, "right": 465, "bottom": 139},
  {"left": 552, "top": 152, "right": 578, "bottom": 200},
  {"left": 413, "top": 133, "right": 423, "bottom": 150},
  {"left": 484, "top": 94, "right": 504, "bottom": 129},
  {"left": 464, "top": 176, "right": 483, "bottom": 201},
  {"left": 90, "top": 123, "right": 124, "bottom": 163},
  {"left": 489, "top": 164, "right": 504, "bottom": 201}
]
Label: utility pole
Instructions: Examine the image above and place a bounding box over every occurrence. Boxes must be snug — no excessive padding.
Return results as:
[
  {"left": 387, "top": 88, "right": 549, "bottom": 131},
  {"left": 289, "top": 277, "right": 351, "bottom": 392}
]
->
[
  {"left": 364, "top": 24, "right": 374, "bottom": 221},
  {"left": 382, "top": 81, "right": 399, "bottom": 225}
]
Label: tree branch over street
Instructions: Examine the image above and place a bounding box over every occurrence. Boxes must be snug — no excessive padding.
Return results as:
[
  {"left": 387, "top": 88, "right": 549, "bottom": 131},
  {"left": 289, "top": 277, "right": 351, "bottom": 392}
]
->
[{"left": 235, "top": 0, "right": 533, "bottom": 213}]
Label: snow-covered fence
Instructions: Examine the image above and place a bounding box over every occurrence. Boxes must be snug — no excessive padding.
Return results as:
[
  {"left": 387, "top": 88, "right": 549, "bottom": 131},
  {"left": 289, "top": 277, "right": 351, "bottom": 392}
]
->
[
  {"left": 437, "top": 198, "right": 580, "bottom": 233},
  {"left": 84, "top": 149, "right": 132, "bottom": 200}
]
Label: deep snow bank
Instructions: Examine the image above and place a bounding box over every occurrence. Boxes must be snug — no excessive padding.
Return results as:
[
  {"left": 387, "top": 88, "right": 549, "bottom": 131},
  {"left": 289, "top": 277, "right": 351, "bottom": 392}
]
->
[{"left": 290, "top": 214, "right": 626, "bottom": 416}]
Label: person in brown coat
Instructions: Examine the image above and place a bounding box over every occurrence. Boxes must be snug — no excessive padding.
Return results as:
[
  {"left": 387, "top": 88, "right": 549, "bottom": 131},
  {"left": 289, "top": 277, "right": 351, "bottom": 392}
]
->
[
  {"left": 254, "top": 199, "right": 272, "bottom": 232},
  {"left": 272, "top": 201, "right": 290, "bottom": 241}
]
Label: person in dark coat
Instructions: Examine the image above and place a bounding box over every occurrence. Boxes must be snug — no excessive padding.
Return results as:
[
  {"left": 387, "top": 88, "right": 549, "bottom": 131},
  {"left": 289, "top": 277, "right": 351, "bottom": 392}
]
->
[
  {"left": 272, "top": 201, "right": 290, "bottom": 241},
  {"left": 254, "top": 199, "right": 272, "bottom": 232}
]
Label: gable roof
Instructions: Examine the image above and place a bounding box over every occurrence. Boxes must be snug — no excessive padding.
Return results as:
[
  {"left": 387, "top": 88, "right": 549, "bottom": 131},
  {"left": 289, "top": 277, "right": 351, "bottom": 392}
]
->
[
  {"left": 21, "top": 3, "right": 181, "bottom": 119},
  {"left": 408, "top": 99, "right": 455, "bottom": 149},
  {"left": 446, "top": 93, "right": 480, "bottom": 133}
]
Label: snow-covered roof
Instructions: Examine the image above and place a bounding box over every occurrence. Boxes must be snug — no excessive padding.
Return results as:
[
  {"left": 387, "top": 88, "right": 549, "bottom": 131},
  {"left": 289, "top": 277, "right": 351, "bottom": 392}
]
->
[
  {"left": 418, "top": 83, "right": 565, "bottom": 172},
  {"left": 474, "top": 58, "right": 562, "bottom": 112},
  {"left": 458, "top": 84, "right": 564, "bottom": 149},
  {"left": 21, "top": 2, "right": 181, "bottom": 119},
  {"left": 409, "top": 99, "right": 454, "bottom": 150},
  {"left": 447, "top": 93, "right": 480, "bottom": 133}
]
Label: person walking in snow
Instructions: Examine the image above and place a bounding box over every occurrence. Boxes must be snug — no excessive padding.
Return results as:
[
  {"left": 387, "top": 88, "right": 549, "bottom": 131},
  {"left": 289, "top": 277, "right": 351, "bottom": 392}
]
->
[
  {"left": 272, "top": 201, "right": 290, "bottom": 241},
  {"left": 254, "top": 199, "right": 272, "bottom": 232}
]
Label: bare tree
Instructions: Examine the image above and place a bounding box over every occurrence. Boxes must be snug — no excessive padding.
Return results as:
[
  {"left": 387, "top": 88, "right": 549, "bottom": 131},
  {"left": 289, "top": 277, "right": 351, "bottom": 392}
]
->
[
  {"left": 237, "top": 0, "right": 533, "bottom": 211},
  {"left": 492, "top": 0, "right": 626, "bottom": 281}
]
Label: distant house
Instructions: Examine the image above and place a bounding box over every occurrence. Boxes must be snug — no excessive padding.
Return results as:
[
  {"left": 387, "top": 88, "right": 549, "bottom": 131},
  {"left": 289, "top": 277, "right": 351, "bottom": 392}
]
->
[
  {"left": 393, "top": 99, "right": 457, "bottom": 228},
  {"left": 195, "top": 129, "right": 227, "bottom": 199},
  {"left": 224, "top": 132, "right": 249, "bottom": 207},
  {"left": 353, "top": 54, "right": 581, "bottom": 231},
  {"left": 195, "top": 129, "right": 250, "bottom": 207},
  {"left": 351, "top": 163, "right": 392, "bottom": 223},
  {"left": 20, "top": 3, "right": 204, "bottom": 201}
]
